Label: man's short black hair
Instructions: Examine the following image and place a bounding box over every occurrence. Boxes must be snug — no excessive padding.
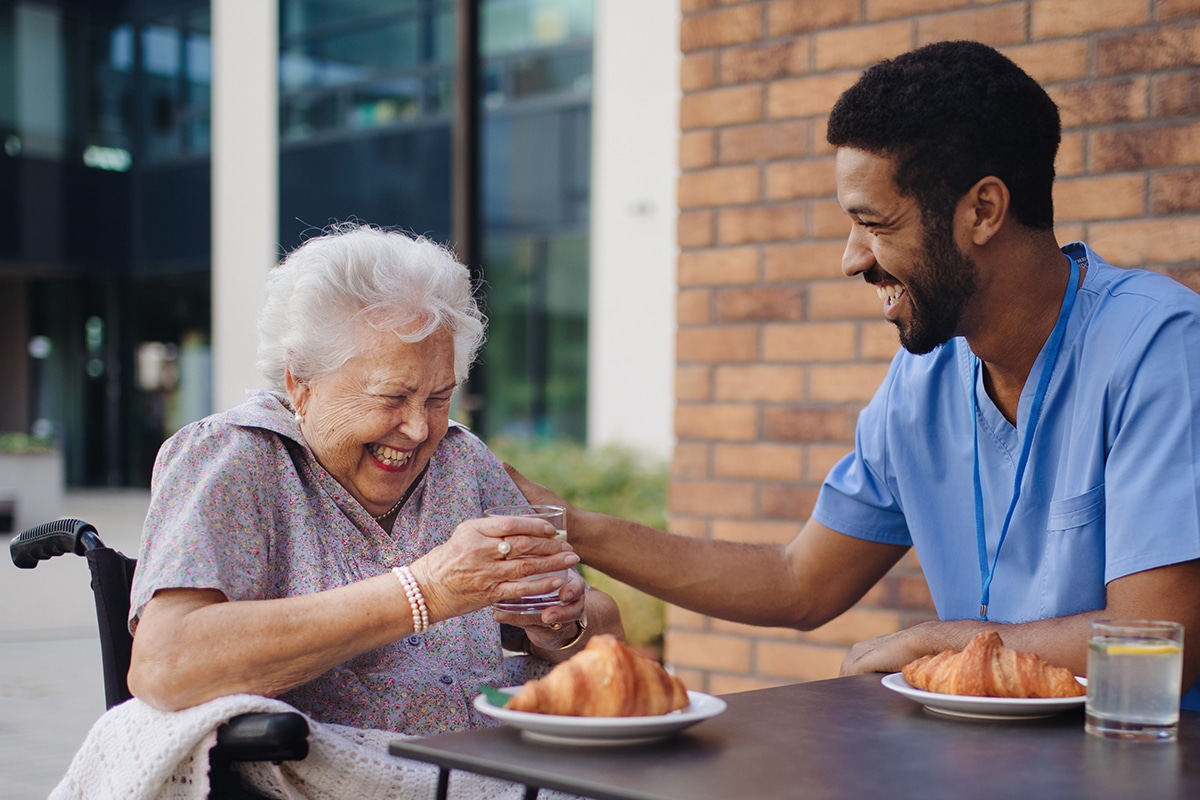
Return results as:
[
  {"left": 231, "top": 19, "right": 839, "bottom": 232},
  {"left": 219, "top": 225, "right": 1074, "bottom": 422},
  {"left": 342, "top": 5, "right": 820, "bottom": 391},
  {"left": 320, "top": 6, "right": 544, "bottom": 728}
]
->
[{"left": 826, "top": 40, "right": 1061, "bottom": 231}]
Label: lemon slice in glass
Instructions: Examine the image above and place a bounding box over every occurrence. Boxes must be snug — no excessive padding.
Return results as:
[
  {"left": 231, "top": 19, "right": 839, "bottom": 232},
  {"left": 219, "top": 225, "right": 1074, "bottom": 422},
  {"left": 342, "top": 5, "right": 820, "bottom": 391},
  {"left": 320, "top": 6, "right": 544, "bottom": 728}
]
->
[{"left": 1105, "top": 643, "right": 1180, "bottom": 656}]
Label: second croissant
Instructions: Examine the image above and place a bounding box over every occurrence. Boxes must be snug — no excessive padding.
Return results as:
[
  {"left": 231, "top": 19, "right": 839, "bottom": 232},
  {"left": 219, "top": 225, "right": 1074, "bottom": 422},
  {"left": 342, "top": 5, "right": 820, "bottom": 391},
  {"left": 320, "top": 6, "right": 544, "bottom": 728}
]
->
[{"left": 902, "top": 631, "right": 1086, "bottom": 698}]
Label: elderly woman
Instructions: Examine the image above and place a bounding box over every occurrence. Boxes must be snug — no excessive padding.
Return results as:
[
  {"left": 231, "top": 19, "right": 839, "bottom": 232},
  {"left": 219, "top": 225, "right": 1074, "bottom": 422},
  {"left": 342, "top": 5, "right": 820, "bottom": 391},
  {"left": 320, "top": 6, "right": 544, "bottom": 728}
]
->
[{"left": 126, "top": 222, "right": 623, "bottom": 737}]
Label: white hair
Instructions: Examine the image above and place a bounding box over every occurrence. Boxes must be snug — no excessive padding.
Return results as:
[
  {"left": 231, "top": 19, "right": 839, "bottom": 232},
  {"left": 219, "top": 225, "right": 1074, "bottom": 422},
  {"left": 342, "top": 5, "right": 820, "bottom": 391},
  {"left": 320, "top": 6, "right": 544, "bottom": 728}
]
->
[{"left": 257, "top": 222, "right": 486, "bottom": 390}]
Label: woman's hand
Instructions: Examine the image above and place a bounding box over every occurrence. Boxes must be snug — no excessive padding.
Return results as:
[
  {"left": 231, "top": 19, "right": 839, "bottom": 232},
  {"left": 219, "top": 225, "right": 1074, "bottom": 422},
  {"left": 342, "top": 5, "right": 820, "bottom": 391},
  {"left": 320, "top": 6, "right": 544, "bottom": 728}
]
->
[
  {"left": 495, "top": 569, "right": 588, "bottom": 648},
  {"left": 496, "top": 575, "right": 626, "bottom": 663},
  {"left": 409, "top": 514, "right": 580, "bottom": 624}
]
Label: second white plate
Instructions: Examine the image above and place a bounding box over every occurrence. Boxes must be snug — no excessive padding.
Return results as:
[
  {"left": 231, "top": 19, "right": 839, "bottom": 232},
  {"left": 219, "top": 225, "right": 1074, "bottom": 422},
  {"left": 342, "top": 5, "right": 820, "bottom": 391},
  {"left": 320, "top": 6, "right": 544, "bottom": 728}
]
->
[
  {"left": 474, "top": 689, "right": 727, "bottom": 745},
  {"left": 882, "top": 672, "right": 1087, "bottom": 720}
]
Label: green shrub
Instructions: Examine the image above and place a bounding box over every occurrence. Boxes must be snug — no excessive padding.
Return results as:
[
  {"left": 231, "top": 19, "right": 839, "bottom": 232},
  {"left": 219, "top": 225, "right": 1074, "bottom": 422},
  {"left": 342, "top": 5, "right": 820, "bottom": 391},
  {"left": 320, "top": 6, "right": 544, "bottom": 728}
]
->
[
  {"left": 0, "top": 432, "right": 56, "bottom": 454},
  {"left": 487, "top": 436, "right": 668, "bottom": 654}
]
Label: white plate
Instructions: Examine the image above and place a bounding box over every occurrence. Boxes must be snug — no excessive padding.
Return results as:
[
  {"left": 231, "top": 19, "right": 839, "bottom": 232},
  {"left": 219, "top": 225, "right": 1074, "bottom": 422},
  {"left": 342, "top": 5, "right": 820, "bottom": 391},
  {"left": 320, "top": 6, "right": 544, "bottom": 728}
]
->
[
  {"left": 474, "top": 688, "right": 727, "bottom": 746},
  {"left": 881, "top": 673, "right": 1087, "bottom": 720}
]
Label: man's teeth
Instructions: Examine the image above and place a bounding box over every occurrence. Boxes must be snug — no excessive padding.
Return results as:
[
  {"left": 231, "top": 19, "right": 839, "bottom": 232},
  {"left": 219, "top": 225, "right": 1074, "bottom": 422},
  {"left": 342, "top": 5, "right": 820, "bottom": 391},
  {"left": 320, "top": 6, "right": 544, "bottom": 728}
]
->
[
  {"left": 369, "top": 444, "right": 412, "bottom": 467},
  {"left": 876, "top": 284, "right": 905, "bottom": 303}
]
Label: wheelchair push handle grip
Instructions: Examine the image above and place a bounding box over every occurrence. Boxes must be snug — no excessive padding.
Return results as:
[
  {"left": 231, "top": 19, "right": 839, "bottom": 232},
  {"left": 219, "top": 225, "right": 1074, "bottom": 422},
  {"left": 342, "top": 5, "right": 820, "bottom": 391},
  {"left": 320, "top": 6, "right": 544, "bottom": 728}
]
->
[{"left": 9, "top": 518, "right": 102, "bottom": 568}]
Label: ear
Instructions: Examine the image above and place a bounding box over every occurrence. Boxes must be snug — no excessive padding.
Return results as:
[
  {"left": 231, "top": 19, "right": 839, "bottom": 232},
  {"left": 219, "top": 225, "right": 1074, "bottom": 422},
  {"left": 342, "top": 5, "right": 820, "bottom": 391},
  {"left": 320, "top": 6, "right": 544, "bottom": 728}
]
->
[
  {"left": 284, "top": 366, "right": 310, "bottom": 416},
  {"left": 959, "top": 176, "right": 1010, "bottom": 247}
]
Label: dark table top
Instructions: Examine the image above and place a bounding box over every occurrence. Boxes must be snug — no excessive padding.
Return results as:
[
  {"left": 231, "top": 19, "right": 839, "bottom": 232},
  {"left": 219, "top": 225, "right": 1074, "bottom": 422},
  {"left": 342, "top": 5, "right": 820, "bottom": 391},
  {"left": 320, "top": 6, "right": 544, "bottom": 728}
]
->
[{"left": 389, "top": 674, "right": 1200, "bottom": 800}]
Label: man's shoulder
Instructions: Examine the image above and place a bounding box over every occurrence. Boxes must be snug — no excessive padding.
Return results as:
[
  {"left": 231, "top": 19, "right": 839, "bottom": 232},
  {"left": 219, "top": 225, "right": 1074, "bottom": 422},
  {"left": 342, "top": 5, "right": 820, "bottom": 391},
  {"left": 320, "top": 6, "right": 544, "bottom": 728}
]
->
[{"left": 1077, "top": 243, "right": 1200, "bottom": 313}]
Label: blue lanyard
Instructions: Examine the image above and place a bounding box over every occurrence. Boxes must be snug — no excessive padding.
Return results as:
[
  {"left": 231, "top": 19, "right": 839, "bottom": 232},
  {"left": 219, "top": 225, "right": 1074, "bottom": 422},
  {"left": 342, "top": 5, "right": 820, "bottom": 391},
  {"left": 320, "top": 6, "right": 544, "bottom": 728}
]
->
[{"left": 972, "top": 253, "right": 1080, "bottom": 621}]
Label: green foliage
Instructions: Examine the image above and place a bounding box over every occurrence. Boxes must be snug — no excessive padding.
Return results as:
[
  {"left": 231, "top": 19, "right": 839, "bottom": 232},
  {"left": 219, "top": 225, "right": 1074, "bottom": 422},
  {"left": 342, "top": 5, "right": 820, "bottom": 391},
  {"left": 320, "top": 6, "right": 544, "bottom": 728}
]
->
[
  {"left": 488, "top": 436, "right": 669, "bottom": 653},
  {"left": 0, "top": 432, "right": 56, "bottom": 454},
  {"left": 488, "top": 436, "right": 668, "bottom": 528}
]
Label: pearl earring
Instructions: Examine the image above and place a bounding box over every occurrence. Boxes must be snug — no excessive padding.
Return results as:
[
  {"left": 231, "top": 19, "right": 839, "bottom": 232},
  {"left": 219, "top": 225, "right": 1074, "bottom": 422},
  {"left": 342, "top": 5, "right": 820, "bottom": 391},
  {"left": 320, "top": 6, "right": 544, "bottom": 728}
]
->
[{"left": 295, "top": 412, "right": 304, "bottom": 425}]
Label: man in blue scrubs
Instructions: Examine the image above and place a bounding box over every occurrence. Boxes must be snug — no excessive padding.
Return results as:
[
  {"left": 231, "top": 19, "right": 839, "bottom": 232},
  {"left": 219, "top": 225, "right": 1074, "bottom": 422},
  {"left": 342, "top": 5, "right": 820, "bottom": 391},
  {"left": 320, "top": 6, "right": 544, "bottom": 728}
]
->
[{"left": 509, "top": 41, "right": 1200, "bottom": 704}]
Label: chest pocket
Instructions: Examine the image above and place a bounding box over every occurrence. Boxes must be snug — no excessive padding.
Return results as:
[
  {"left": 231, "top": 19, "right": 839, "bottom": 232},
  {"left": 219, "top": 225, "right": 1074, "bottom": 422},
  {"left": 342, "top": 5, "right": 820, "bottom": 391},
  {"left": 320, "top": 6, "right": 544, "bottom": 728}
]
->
[
  {"left": 1047, "top": 483, "right": 1105, "bottom": 532},
  {"left": 1043, "top": 483, "right": 1107, "bottom": 617}
]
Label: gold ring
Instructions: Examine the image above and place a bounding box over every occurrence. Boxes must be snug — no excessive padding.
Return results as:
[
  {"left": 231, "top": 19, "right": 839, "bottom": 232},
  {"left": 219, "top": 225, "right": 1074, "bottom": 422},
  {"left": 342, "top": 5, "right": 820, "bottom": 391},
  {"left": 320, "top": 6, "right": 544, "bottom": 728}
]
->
[{"left": 548, "top": 622, "right": 563, "bottom": 630}]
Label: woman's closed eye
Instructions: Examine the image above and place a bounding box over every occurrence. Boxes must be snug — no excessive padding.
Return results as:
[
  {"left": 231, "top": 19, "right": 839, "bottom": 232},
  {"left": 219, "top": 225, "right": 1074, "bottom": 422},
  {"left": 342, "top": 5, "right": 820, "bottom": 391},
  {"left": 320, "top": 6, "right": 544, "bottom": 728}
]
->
[{"left": 378, "top": 393, "right": 451, "bottom": 410}]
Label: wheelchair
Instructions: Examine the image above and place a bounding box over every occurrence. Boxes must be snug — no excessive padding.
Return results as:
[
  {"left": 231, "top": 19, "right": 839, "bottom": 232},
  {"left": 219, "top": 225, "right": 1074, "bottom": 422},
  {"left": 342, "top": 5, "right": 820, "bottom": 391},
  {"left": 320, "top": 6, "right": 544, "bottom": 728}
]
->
[{"left": 10, "top": 518, "right": 310, "bottom": 799}]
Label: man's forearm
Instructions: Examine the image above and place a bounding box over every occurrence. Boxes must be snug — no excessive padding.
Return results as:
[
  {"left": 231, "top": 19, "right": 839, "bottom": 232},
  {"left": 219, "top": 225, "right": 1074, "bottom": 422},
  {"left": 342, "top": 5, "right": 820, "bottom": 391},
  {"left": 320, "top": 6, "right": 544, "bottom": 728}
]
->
[{"left": 567, "top": 508, "right": 802, "bottom": 625}]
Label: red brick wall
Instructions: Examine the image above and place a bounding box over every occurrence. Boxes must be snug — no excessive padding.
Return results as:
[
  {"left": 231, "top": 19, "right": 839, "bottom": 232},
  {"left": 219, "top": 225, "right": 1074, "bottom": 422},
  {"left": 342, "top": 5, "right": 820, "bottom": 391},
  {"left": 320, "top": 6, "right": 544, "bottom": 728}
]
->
[{"left": 668, "top": 0, "right": 1200, "bottom": 695}]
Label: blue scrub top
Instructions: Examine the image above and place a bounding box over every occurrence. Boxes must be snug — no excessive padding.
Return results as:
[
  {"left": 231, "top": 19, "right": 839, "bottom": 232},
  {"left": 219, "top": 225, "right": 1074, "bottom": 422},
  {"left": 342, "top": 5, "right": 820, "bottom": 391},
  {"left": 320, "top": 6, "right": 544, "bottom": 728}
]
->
[{"left": 812, "top": 243, "right": 1200, "bottom": 707}]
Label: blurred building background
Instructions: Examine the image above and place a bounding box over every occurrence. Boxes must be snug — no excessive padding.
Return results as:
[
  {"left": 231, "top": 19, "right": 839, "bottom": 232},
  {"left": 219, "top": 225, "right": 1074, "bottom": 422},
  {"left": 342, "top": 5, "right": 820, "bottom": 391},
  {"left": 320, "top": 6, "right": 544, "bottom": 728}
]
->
[
  {"left": 0, "top": 0, "right": 677, "bottom": 488},
  {"left": 3, "top": 0, "right": 1200, "bottom": 695}
]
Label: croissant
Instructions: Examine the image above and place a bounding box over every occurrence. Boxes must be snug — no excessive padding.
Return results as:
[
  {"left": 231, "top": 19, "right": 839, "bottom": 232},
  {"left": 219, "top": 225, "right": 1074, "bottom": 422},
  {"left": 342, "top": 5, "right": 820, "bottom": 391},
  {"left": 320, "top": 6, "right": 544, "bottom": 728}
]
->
[
  {"left": 901, "top": 631, "right": 1085, "bottom": 698},
  {"left": 506, "top": 633, "right": 690, "bottom": 716}
]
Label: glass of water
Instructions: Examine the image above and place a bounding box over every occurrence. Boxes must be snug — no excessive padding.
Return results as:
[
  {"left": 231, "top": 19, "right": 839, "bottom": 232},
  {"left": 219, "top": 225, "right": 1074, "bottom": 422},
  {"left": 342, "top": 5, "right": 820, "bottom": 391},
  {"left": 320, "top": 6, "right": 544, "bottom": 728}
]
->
[
  {"left": 485, "top": 504, "right": 568, "bottom": 614},
  {"left": 1085, "top": 619, "right": 1184, "bottom": 741}
]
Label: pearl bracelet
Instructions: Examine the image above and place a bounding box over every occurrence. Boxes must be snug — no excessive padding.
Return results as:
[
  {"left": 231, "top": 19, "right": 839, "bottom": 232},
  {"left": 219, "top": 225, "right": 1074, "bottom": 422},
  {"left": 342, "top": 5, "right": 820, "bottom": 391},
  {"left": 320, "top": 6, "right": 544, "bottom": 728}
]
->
[{"left": 392, "top": 565, "right": 430, "bottom": 635}]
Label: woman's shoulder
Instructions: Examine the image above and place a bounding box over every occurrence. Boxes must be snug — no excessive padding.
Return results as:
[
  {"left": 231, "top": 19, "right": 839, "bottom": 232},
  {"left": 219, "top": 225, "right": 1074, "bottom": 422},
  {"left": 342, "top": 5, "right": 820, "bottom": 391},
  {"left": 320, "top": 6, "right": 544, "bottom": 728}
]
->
[
  {"left": 437, "top": 420, "right": 498, "bottom": 462},
  {"left": 430, "top": 422, "right": 515, "bottom": 491},
  {"left": 156, "top": 393, "right": 296, "bottom": 473}
]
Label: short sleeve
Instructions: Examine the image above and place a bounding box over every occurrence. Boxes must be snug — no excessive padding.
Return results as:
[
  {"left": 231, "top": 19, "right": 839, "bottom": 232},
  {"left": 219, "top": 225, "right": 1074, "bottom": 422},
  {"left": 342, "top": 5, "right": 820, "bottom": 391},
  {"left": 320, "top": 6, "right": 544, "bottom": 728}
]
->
[
  {"left": 1101, "top": 308, "right": 1200, "bottom": 581},
  {"left": 129, "top": 420, "right": 291, "bottom": 625},
  {"left": 811, "top": 351, "right": 912, "bottom": 547}
]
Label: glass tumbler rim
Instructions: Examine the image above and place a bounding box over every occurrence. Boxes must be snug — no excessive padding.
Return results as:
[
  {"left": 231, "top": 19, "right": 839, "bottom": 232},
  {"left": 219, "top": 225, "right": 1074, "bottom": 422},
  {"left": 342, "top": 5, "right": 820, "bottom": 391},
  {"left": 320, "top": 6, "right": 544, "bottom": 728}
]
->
[
  {"left": 1088, "top": 618, "right": 1184, "bottom": 636},
  {"left": 483, "top": 503, "right": 566, "bottom": 516}
]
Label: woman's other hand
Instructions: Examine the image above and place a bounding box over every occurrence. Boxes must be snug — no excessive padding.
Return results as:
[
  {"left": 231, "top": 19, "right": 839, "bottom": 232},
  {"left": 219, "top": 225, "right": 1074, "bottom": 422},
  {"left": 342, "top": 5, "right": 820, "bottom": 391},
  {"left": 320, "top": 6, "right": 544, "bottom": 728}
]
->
[{"left": 496, "top": 574, "right": 625, "bottom": 661}]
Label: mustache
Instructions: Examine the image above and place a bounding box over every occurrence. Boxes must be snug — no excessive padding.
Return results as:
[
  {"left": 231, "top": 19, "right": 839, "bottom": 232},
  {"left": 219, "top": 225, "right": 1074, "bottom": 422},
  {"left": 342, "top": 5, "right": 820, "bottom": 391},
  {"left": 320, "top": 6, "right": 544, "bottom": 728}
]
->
[{"left": 863, "top": 265, "right": 898, "bottom": 286}]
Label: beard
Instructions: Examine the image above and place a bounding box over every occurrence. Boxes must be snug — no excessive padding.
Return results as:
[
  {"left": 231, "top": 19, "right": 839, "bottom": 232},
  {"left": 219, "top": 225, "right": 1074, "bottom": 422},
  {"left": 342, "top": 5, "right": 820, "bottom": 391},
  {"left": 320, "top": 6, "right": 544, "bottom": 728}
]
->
[{"left": 892, "top": 221, "right": 979, "bottom": 355}]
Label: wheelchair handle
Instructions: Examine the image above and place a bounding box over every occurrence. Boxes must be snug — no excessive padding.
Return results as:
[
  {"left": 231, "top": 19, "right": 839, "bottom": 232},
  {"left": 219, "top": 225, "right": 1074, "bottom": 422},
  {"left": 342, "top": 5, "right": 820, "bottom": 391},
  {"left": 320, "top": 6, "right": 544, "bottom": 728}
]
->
[{"left": 10, "top": 518, "right": 103, "bottom": 569}]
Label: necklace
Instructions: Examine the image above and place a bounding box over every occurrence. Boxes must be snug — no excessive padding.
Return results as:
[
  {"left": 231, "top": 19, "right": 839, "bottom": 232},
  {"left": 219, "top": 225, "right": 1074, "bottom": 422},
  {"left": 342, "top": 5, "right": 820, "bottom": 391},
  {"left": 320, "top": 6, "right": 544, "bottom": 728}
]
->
[
  {"left": 372, "top": 494, "right": 406, "bottom": 521},
  {"left": 369, "top": 466, "right": 429, "bottom": 523},
  {"left": 971, "top": 252, "right": 1080, "bottom": 621}
]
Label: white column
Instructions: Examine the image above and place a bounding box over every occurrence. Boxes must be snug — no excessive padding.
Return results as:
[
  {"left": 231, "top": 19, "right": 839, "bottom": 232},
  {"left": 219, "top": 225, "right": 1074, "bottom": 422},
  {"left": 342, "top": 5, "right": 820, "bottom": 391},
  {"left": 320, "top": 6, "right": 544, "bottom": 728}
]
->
[
  {"left": 210, "top": 0, "right": 278, "bottom": 412},
  {"left": 587, "top": 0, "right": 679, "bottom": 460}
]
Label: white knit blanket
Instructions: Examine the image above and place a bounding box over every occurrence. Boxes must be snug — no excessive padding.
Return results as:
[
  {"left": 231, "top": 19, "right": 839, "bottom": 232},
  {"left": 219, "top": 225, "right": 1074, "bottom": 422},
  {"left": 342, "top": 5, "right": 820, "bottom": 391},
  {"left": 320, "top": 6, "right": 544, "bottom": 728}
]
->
[{"left": 50, "top": 694, "right": 580, "bottom": 800}]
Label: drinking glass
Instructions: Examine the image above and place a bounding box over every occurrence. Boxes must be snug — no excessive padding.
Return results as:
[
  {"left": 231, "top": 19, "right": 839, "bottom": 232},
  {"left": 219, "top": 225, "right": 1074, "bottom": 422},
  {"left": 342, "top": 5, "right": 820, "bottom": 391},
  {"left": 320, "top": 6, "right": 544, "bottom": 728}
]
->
[
  {"left": 1085, "top": 619, "right": 1184, "bottom": 741},
  {"left": 485, "top": 504, "right": 568, "bottom": 614}
]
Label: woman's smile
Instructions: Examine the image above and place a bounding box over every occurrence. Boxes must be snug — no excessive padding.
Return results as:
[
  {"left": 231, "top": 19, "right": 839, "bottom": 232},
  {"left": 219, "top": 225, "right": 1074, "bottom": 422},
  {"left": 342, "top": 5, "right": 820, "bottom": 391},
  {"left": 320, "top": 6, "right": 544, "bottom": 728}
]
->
[{"left": 367, "top": 442, "right": 414, "bottom": 471}]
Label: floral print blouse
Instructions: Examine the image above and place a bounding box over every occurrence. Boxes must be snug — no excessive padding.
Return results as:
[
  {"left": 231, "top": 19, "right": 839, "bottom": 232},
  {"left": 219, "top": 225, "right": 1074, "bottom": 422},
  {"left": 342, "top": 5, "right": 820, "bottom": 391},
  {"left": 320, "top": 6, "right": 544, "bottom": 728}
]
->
[{"left": 129, "top": 391, "right": 525, "bottom": 735}]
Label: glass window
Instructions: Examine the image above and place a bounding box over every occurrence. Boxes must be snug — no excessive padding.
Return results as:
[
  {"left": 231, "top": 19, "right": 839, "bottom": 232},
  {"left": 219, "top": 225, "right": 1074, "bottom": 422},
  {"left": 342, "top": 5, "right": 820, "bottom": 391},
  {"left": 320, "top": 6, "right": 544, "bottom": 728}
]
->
[
  {"left": 185, "top": 10, "right": 212, "bottom": 152},
  {"left": 482, "top": 105, "right": 590, "bottom": 230},
  {"left": 480, "top": 231, "right": 589, "bottom": 440},
  {"left": 279, "top": 0, "right": 456, "bottom": 142},
  {"left": 12, "top": 3, "right": 68, "bottom": 157},
  {"left": 0, "top": 7, "right": 16, "bottom": 132},
  {"left": 475, "top": 0, "right": 593, "bottom": 443},
  {"left": 87, "top": 24, "right": 136, "bottom": 154},
  {"left": 142, "top": 23, "right": 183, "bottom": 160},
  {"left": 431, "top": 7, "right": 456, "bottom": 64},
  {"left": 481, "top": 0, "right": 593, "bottom": 56},
  {"left": 350, "top": 76, "right": 424, "bottom": 128},
  {"left": 280, "top": 0, "right": 419, "bottom": 37},
  {"left": 277, "top": 0, "right": 594, "bottom": 443}
]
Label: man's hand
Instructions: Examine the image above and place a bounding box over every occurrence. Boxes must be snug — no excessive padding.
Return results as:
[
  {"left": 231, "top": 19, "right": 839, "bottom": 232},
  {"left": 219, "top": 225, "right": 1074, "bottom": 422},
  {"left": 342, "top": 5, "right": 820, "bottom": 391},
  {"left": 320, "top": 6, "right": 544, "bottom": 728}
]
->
[
  {"left": 839, "top": 619, "right": 988, "bottom": 676},
  {"left": 839, "top": 624, "right": 931, "bottom": 676}
]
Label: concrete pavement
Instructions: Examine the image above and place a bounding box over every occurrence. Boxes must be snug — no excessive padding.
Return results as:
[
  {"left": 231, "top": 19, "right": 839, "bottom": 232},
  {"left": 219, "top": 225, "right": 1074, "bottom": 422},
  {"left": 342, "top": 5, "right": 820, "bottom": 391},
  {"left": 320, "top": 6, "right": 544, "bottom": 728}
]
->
[{"left": 0, "top": 489, "right": 149, "bottom": 800}]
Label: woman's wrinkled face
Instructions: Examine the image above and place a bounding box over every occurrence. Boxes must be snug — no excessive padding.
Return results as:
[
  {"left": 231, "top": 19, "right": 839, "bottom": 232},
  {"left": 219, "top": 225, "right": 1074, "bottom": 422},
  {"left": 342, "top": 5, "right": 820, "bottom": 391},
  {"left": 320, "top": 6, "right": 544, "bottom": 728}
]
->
[{"left": 288, "top": 324, "right": 457, "bottom": 517}]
